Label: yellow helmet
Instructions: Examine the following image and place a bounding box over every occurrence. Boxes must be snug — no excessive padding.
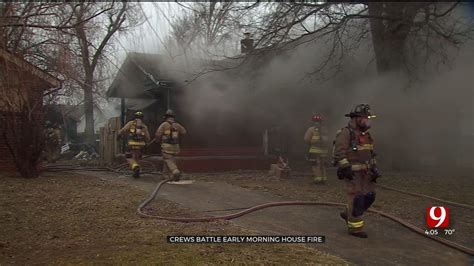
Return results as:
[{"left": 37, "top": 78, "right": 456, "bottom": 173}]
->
[{"left": 134, "top": 111, "right": 144, "bottom": 119}]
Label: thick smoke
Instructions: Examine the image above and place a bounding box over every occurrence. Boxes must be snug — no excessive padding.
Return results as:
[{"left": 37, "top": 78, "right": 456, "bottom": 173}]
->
[{"left": 150, "top": 18, "right": 473, "bottom": 176}]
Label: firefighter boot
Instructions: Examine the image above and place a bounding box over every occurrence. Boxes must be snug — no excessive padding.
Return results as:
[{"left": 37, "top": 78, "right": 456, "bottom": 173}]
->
[
  {"left": 349, "top": 231, "right": 368, "bottom": 238},
  {"left": 132, "top": 165, "right": 141, "bottom": 178},
  {"left": 172, "top": 169, "right": 181, "bottom": 181},
  {"left": 321, "top": 171, "right": 327, "bottom": 183},
  {"left": 341, "top": 213, "right": 368, "bottom": 237},
  {"left": 340, "top": 211, "right": 347, "bottom": 221},
  {"left": 313, "top": 176, "right": 324, "bottom": 184},
  {"left": 347, "top": 196, "right": 368, "bottom": 238}
]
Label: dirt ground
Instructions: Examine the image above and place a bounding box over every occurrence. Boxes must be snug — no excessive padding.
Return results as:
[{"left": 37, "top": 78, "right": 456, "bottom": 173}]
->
[
  {"left": 191, "top": 169, "right": 474, "bottom": 248},
  {"left": 0, "top": 172, "right": 349, "bottom": 265}
]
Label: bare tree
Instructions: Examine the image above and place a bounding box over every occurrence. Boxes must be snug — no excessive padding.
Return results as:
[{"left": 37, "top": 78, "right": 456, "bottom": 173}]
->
[
  {"left": 169, "top": 2, "right": 472, "bottom": 80},
  {"left": 0, "top": 3, "right": 143, "bottom": 176},
  {"left": 1, "top": 2, "right": 144, "bottom": 145},
  {"left": 0, "top": 49, "right": 60, "bottom": 178},
  {"left": 0, "top": 3, "right": 90, "bottom": 178},
  {"left": 366, "top": 2, "right": 471, "bottom": 75},
  {"left": 65, "top": 2, "right": 143, "bottom": 145},
  {"left": 167, "top": 2, "right": 243, "bottom": 58},
  {"left": 0, "top": 3, "right": 115, "bottom": 69}
]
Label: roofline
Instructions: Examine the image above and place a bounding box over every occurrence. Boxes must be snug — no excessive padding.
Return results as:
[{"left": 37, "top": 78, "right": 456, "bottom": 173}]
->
[{"left": 0, "top": 48, "right": 61, "bottom": 88}]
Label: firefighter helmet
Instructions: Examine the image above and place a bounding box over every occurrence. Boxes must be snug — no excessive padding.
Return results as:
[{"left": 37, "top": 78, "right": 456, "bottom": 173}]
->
[
  {"left": 345, "top": 104, "right": 376, "bottom": 118},
  {"left": 311, "top": 114, "right": 322, "bottom": 122},
  {"left": 133, "top": 111, "right": 144, "bottom": 119},
  {"left": 164, "top": 109, "right": 175, "bottom": 118}
]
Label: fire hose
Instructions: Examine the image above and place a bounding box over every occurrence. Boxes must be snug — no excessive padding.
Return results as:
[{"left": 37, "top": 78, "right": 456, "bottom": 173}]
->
[
  {"left": 377, "top": 184, "right": 474, "bottom": 210},
  {"left": 44, "top": 166, "right": 474, "bottom": 256},
  {"left": 286, "top": 172, "right": 474, "bottom": 210},
  {"left": 137, "top": 178, "right": 474, "bottom": 256}
]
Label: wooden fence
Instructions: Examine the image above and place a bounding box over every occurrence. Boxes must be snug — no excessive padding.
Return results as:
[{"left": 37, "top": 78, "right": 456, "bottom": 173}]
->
[{"left": 99, "top": 117, "right": 121, "bottom": 164}]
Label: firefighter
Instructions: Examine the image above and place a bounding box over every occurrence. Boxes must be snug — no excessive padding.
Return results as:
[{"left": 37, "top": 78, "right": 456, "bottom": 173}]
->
[
  {"left": 155, "top": 110, "right": 187, "bottom": 181},
  {"left": 304, "top": 114, "right": 328, "bottom": 184},
  {"left": 118, "top": 111, "right": 151, "bottom": 178},
  {"left": 44, "top": 121, "right": 62, "bottom": 163},
  {"left": 333, "top": 104, "right": 382, "bottom": 238}
]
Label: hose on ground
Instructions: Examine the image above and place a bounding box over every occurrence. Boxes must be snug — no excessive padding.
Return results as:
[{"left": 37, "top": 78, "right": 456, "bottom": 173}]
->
[
  {"left": 365, "top": 208, "right": 474, "bottom": 256},
  {"left": 377, "top": 184, "right": 474, "bottom": 210},
  {"left": 42, "top": 166, "right": 473, "bottom": 256},
  {"left": 294, "top": 172, "right": 474, "bottom": 210},
  {"left": 137, "top": 178, "right": 474, "bottom": 256}
]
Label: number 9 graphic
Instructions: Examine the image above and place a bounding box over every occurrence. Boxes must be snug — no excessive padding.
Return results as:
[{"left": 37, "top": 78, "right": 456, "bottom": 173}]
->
[{"left": 427, "top": 206, "right": 449, "bottom": 228}]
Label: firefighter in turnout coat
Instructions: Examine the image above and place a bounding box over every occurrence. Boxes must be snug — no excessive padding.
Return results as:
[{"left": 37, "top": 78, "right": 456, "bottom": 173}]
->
[
  {"left": 155, "top": 110, "right": 187, "bottom": 181},
  {"left": 118, "top": 111, "right": 151, "bottom": 178},
  {"left": 304, "top": 114, "right": 329, "bottom": 183},
  {"left": 333, "top": 104, "right": 381, "bottom": 238},
  {"left": 44, "top": 121, "right": 62, "bottom": 163}
]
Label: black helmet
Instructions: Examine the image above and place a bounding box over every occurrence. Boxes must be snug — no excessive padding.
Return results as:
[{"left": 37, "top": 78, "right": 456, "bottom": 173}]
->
[
  {"left": 134, "top": 111, "right": 144, "bottom": 119},
  {"left": 345, "top": 104, "right": 376, "bottom": 118},
  {"left": 164, "top": 109, "right": 175, "bottom": 118}
]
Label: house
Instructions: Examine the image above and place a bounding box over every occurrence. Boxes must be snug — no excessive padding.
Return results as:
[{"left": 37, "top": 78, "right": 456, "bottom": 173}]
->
[
  {"left": 106, "top": 52, "right": 273, "bottom": 172},
  {"left": 45, "top": 102, "right": 120, "bottom": 144},
  {"left": 108, "top": 34, "right": 474, "bottom": 174},
  {"left": 0, "top": 48, "right": 60, "bottom": 173}
]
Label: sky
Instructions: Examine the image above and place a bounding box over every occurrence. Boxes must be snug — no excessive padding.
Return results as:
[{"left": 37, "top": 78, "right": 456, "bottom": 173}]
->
[
  {"left": 116, "top": 3, "right": 183, "bottom": 59},
  {"left": 102, "top": 2, "right": 183, "bottom": 104}
]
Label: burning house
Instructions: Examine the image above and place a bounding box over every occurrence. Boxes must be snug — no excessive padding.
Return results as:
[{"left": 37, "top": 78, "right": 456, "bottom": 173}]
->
[{"left": 106, "top": 52, "right": 274, "bottom": 172}]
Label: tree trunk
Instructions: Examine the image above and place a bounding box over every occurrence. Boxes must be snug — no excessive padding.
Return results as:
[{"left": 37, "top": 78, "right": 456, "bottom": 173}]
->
[
  {"left": 83, "top": 72, "right": 95, "bottom": 145},
  {"left": 18, "top": 161, "right": 40, "bottom": 178},
  {"left": 368, "top": 2, "right": 422, "bottom": 75},
  {"left": 368, "top": 2, "right": 425, "bottom": 170},
  {"left": 1, "top": 111, "right": 44, "bottom": 178}
]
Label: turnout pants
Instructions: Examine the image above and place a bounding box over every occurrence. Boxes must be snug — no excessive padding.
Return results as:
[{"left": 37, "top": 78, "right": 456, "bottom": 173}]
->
[
  {"left": 126, "top": 146, "right": 143, "bottom": 170},
  {"left": 308, "top": 154, "right": 327, "bottom": 182},
  {"left": 162, "top": 152, "right": 180, "bottom": 180},
  {"left": 343, "top": 171, "right": 376, "bottom": 233}
]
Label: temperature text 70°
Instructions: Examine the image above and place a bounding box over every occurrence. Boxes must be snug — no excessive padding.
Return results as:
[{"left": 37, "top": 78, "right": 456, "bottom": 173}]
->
[{"left": 444, "top": 229, "right": 456, "bottom": 235}]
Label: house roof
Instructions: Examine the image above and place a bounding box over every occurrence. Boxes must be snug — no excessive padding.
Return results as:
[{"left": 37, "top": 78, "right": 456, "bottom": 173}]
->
[
  {"left": 106, "top": 52, "right": 236, "bottom": 99},
  {"left": 0, "top": 48, "right": 61, "bottom": 88},
  {"left": 105, "top": 50, "right": 298, "bottom": 101},
  {"left": 106, "top": 52, "right": 176, "bottom": 99},
  {"left": 107, "top": 35, "right": 322, "bottom": 100}
]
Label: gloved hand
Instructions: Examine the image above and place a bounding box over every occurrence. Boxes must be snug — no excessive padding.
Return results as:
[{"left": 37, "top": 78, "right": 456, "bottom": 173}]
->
[
  {"left": 370, "top": 168, "right": 382, "bottom": 182},
  {"left": 337, "top": 165, "right": 353, "bottom": 180}
]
